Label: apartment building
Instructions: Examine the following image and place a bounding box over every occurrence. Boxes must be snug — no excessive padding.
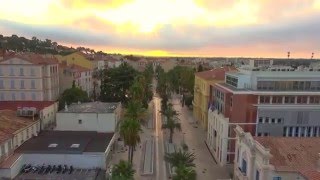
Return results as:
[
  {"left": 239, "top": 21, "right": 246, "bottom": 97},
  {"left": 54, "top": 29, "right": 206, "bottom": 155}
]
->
[
  {"left": 59, "top": 63, "right": 93, "bottom": 96},
  {"left": 206, "top": 66, "right": 320, "bottom": 166},
  {"left": 0, "top": 54, "right": 59, "bottom": 101},
  {"left": 234, "top": 126, "right": 320, "bottom": 180},
  {"left": 193, "top": 67, "right": 237, "bottom": 130},
  {"left": 55, "top": 52, "right": 93, "bottom": 69}
]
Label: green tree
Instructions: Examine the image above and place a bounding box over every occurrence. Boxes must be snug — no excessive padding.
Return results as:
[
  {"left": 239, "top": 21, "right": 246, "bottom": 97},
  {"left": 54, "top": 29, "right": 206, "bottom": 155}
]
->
[
  {"left": 125, "top": 100, "right": 145, "bottom": 122},
  {"left": 119, "top": 118, "right": 141, "bottom": 163},
  {"left": 161, "top": 103, "right": 181, "bottom": 143},
  {"left": 58, "top": 82, "right": 89, "bottom": 110},
  {"left": 100, "top": 63, "right": 138, "bottom": 104},
  {"left": 173, "top": 164, "right": 197, "bottom": 180},
  {"left": 197, "top": 64, "right": 204, "bottom": 72},
  {"left": 164, "top": 150, "right": 196, "bottom": 168},
  {"left": 111, "top": 160, "right": 135, "bottom": 180}
]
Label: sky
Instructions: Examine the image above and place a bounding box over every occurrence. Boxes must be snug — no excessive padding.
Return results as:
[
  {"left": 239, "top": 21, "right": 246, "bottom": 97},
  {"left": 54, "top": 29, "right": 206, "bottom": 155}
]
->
[{"left": 0, "top": 0, "right": 320, "bottom": 58}]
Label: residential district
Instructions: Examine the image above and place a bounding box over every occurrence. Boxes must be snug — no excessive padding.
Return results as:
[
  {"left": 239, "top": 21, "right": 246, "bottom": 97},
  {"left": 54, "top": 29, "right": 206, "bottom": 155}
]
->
[{"left": 0, "top": 48, "right": 320, "bottom": 180}]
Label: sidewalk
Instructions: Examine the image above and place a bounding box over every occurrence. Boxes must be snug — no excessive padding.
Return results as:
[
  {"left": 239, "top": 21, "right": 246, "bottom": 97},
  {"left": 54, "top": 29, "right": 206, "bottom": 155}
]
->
[{"left": 169, "top": 97, "right": 231, "bottom": 180}]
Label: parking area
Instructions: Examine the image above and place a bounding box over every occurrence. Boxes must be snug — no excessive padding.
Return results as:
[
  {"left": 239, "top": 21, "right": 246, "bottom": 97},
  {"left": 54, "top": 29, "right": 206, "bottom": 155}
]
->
[{"left": 15, "top": 165, "right": 100, "bottom": 180}]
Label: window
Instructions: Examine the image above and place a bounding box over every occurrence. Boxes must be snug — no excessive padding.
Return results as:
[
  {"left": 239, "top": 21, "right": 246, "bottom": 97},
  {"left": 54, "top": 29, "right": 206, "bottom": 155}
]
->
[
  {"left": 48, "top": 143, "right": 58, "bottom": 148},
  {"left": 32, "top": 93, "right": 36, "bottom": 100},
  {"left": 265, "top": 117, "right": 269, "bottom": 123},
  {"left": 288, "top": 127, "right": 293, "bottom": 137},
  {"left": 257, "top": 133, "right": 262, "bottom": 136},
  {"left": 19, "top": 68, "right": 24, "bottom": 76},
  {"left": 21, "top": 93, "right": 25, "bottom": 100},
  {"left": 307, "top": 127, "right": 312, "bottom": 137},
  {"left": 284, "top": 96, "right": 295, "bottom": 104},
  {"left": 11, "top": 93, "right": 16, "bottom": 100},
  {"left": 0, "top": 80, "right": 4, "bottom": 89},
  {"left": 283, "top": 127, "right": 287, "bottom": 137},
  {"left": 31, "top": 80, "right": 35, "bottom": 89},
  {"left": 313, "top": 127, "right": 318, "bottom": 137},
  {"left": 272, "top": 96, "right": 282, "bottom": 104},
  {"left": 301, "top": 127, "right": 305, "bottom": 137},
  {"left": 310, "top": 96, "right": 320, "bottom": 104},
  {"left": 264, "top": 133, "right": 269, "bottom": 136},
  {"left": 294, "top": 127, "right": 299, "bottom": 137},
  {"left": 258, "top": 117, "right": 263, "bottom": 123},
  {"left": 10, "top": 80, "right": 15, "bottom": 89},
  {"left": 78, "top": 119, "right": 82, "bottom": 124},
  {"left": 297, "top": 96, "right": 307, "bottom": 104},
  {"left": 271, "top": 118, "right": 275, "bottom": 123},
  {"left": 10, "top": 67, "right": 14, "bottom": 76},
  {"left": 256, "top": 170, "right": 260, "bottom": 180},
  {"left": 260, "top": 96, "right": 270, "bottom": 104},
  {"left": 273, "top": 177, "right": 281, "bottom": 180},
  {"left": 70, "top": 144, "right": 80, "bottom": 148},
  {"left": 241, "top": 159, "right": 247, "bottom": 175},
  {"left": 30, "top": 68, "right": 35, "bottom": 76},
  {"left": 20, "top": 80, "right": 25, "bottom": 89},
  {"left": 277, "top": 118, "right": 282, "bottom": 124}
]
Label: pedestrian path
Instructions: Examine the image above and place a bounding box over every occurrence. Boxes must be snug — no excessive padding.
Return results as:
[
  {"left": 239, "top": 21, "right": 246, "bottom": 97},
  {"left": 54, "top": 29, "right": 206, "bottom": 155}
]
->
[{"left": 141, "top": 138, "right": 155, "bottom": 175}]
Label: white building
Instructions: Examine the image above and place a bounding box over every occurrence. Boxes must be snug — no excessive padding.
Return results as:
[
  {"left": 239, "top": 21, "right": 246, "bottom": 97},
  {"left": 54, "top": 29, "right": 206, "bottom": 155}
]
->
[
  {"left": 234, "top": 126, "right": 320, "bottom": 180},
  {"left": 0, "top": 101, "right": 58, "bottom": 130},
  {"left": 56, "top": 102, "right": 121, "bottom": 133},
  {"left": 0, "top": 54, "right": 59, "bottom": 101},
  {"left": 0, "top": 110, "right": 40, "bottom": 164},
  {"left": 93, "top": 59, "right": 105, "bottom": 70},
  {"left": 0, "top": 131, "right": 115, "bottom": 179}
]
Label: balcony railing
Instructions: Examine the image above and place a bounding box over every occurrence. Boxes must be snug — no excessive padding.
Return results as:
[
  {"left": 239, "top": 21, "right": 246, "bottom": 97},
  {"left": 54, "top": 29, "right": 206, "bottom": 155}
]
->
[{"left": 234, "top": 167, "right": 249, "bottom": 180}]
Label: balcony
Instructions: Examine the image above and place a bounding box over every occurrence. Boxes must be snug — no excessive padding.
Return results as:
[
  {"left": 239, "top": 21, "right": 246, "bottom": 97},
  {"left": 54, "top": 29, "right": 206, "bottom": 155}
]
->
[{"left": 234, "top": 167, "right": 249, "bottom": 180}]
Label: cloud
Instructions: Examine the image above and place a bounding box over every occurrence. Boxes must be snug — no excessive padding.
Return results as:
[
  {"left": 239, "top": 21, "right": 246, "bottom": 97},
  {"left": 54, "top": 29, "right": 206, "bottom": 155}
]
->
[{"left": 1, "top": 12, "right": 319, "bottom": 56}]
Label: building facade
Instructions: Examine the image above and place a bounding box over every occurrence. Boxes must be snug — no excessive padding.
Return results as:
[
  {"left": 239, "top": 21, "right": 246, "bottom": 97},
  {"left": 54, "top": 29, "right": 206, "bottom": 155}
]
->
[
  {"left": 193, "top": 67, "right": 237, "bottom": 130},
  {"left": 55, "top": 52, "right": 93, "bottom": 69},
  {"left": 0, "top": 54, "right": 59, "bottom": 101},
  {"left": 56, "top": 102, "right": 121, "bottom": 133},
  {"left": 207, "top": 66, "right": 320, "bottom": 166},
  {"left": 234, "top": 126, "right": 320, "bottom": 180}
]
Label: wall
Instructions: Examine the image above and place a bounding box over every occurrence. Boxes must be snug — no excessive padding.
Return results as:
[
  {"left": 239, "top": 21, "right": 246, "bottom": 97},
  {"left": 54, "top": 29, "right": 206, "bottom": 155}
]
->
[
  {"left": 13, "top": 121, "right": 40, "bottom": 148},
  {"left": 56, "top": 112, "right": 116, "bottom": 132},
  {"left": 40, "top": 102, "right": 58, "bottom": 130}
]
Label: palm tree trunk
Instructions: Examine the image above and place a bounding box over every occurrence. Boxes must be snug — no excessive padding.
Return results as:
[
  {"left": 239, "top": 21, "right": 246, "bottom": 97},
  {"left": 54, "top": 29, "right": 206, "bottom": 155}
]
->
[
  {"left": 130, "top": 146, "right": 134, "bottom": 163},
  {"left": 128, "top": 146, "right": 131, "bottom": 162},
  {"left": 169, "top": 129, "right": 173, "bottom": 143}
]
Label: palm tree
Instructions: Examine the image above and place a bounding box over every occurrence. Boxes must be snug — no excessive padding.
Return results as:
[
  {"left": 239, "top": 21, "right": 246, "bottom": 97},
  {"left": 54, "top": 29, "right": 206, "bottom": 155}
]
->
[
  {"left": 111, "top": 160, "right": 135, "bottom": 180},
  {"left": 164, "top": 150, "right": 196, "bottom": 168},
  {"left": 161, "top": 103, "right": 181, "bottom": 143},
  {"left": 125, "top": 100, "right": 145, "bottom": 122},
  {"left": 172, "top": 164, "right": 196, "bottom": 180},
  {"left": 119, "top": 118, "right": 141, "bottom": 163}
]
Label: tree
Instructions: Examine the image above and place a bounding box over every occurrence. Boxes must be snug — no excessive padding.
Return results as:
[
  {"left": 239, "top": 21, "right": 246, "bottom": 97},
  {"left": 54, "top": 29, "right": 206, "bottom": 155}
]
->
[
  {"left": 164, "top": 150, "right": 196, "bottom": 168},
  {"left": 197, "top": 64, "right": 204, "bottom": 72},
  {"left": 111, "top": 160, "right": 135, "bottom": 180},
  {"left": 161, "top": 103, "right": 181, "bottom": 143},
  {"left": 58, "top": 82, "right": 89, "bottom": 110},
  {"left": 100, "top": 63, "right": 138, "bottom": 104},
  {"left": 125, "top": 100, "right": 145, "bottom": 122},
  {"left": 173, "top": 165, "right": 196, "bottom": 180},
  {"left": 119, "top": 118, "right": 141, "bottom": 163}
]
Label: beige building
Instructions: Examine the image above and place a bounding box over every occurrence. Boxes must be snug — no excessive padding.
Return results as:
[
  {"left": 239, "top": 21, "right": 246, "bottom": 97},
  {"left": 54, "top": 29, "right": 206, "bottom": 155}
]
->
[
  {"left": 0, "top": 54, "right": 59, "bottom": 101},
  {"left": 59, "top": 63, "right": 93, "bottom": 96},
  {"left": 234, "top": 126, "right": 320, "bottom": 180}
]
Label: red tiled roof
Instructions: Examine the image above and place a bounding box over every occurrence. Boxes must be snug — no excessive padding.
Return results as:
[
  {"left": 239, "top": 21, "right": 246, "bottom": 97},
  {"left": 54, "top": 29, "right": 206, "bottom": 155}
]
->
[
  {"left": 195, "top": 66, "right": 237, "bottom": 80},
  {"left": 0, "top": 101, "right": 56, "bottom": 111},
  {"left": 254, "top": 137, "right": 320, "bottom": 179},
  {"left": 1, "top": 53, "right": 58, "bottom": 65},
  {"left": 0, "top": 110, "right": 37, "bottom": 144}
]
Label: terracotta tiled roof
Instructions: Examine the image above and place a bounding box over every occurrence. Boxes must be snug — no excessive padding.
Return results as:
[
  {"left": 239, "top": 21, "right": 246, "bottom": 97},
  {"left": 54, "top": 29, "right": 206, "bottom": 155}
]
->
[
  {"left": 1, "top": 53, "right": 58, "bottom": 65},
  {"left": 0, "top": 110, "right": 37, "bottom": 144},
  {"left": 195, "top": 66, "right": 237, "bottom": 80},
  {"left": 254, "top": 137, "right": 320, "bottom": 179},
  {"left": 0, "top": 101, "right": 56, "bottom": 111}
]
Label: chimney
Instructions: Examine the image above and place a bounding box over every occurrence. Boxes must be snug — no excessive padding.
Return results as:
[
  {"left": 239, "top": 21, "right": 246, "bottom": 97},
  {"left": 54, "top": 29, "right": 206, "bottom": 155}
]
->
[{"left": 64, "top": 102, "right": 68, "bottom": 111}]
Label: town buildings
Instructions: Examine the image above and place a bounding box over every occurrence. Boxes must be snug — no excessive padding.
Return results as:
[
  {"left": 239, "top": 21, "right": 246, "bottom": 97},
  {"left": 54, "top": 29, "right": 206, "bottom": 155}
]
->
[
  {"left": 0, "top": 54, "right": 59, "bottom": 101},
  {"left": 193, "top": 67, "right": 237, "bottom": 130},
  {"left": 206, "top": 65, "right": 320, "bottom": 166},
  {"left": 59, "top": 63, "right": 93, "bottom": 96},
  {"left": 234, "top": 126, "right": 320, "bottom": 180},
  {"left": 55, "top": 52, "right": 93, "bottom": 69},
  {"left": 56, "top": 102, "right": 121, "bottom": 132}
]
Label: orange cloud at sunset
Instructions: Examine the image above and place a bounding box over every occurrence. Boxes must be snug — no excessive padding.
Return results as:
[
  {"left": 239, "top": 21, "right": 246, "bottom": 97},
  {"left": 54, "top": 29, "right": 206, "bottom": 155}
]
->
[{"left": 0, "top": 0, "right": 320, "bottom": 58}]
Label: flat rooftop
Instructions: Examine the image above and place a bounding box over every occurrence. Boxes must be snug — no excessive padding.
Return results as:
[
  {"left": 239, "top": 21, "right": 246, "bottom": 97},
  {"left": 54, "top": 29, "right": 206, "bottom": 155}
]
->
[
  {"left": 0, "top": 110, "right": 37, "bottom": 144},
  {"left": 254, "top": 137, "right": 320, "bottom": 179},
  {"left": 16, "top": 131, "right": 114, "bottom": 154},
  {"left": 61, "top": 102, "right": 120, "bottom": 113}
]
